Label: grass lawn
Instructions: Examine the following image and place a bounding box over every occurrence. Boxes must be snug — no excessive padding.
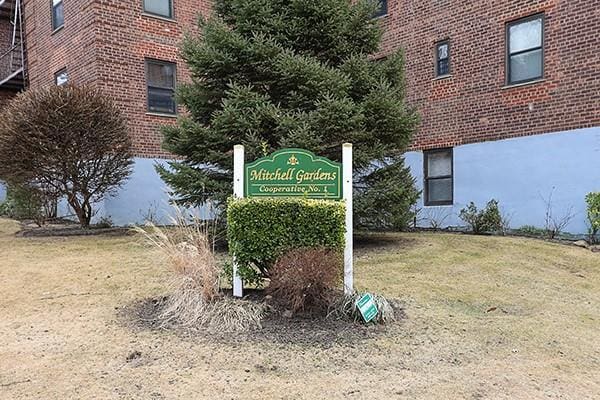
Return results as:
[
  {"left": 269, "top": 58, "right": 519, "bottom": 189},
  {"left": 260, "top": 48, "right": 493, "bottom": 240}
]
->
[{"left": 1, "top": 218, "right": 599, "bottom": 399}]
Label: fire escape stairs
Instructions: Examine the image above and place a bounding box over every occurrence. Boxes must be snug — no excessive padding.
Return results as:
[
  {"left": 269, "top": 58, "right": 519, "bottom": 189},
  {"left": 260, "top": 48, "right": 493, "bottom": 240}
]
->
[{"left": 0, "top": 0, "right": 24, "bottom": 90}]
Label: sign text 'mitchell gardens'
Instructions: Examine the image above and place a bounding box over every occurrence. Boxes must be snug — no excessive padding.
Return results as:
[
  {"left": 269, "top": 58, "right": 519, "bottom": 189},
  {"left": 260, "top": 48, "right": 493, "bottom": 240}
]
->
[{"left": 244, "top": 149, "right": 342, "bottom": 199}]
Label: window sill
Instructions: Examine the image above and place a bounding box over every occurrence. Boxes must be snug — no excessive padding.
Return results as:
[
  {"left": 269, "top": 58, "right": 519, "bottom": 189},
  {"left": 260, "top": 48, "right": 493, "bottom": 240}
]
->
[
  {"left": 424, "top": 203, "right": 453, "bottom": 207},
  {"left": 141, "top": 12, "right": 176, "bottom": 23},
  {"left": 51, "top": 25, "right": 64, "bottom": 35},
  {"left": 372, "top": 13, "right": 389, "bottom": 20},
  {"left": 433, "top": 74, "right": 452, "bottom": 81},
  {"left": 146, "top": 112, "right": 177, "bottom": 119},
  {"left": 502, "top": 78, "right": 545, "bottom": 90}
]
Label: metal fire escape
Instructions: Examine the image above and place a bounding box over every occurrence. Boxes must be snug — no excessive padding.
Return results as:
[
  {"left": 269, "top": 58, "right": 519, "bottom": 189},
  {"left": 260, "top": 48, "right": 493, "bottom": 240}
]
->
[{"left": 0, "top": 0, "right": 24, "bottom": 89}]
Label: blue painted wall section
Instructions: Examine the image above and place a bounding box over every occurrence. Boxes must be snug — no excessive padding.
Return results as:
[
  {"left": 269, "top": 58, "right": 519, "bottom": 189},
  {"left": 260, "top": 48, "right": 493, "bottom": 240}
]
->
[
  {"left": 2, "top": 127, "right": 598, "bottom": 232},
  {"left": 100, "top": 158, "right": 205, "bottom": 226},
  {"left": 405, "top": 127, "right": 600, "bottom": 234}
]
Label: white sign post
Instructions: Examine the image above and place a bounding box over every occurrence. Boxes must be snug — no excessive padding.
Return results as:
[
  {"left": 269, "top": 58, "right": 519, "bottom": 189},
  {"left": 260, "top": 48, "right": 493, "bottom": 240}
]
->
[
  {"left": 342, "top": 143, "right": 353, "bottom": 295},
  {"left": 232, "top": 144, "right": 244, "bottom": 298}
]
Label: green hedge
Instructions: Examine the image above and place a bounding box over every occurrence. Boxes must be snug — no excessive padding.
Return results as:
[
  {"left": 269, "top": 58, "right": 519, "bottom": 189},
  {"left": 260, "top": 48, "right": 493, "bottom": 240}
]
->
[{"left": 227, "top": 197, "right": 345, "bottom": 286}]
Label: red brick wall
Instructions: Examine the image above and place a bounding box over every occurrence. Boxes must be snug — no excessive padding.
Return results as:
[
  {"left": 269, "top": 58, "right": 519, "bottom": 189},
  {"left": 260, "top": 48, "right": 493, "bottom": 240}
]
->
[
  {"left": 378, "top": 0, "right": 600, "bottom": 150},
  {"left": 21, "top": 0, "right": 211, "bottom": 158},
  {"left": 0, "top": 17, "right": 10, "bottom": 52},
  {"left": 23, "top": 0, "right": 98, "bottom": 88},
  {"left": 19, "top": 0, "right": 600, "bottom": 156},
  {"left": 93, "top": 0, "right": 211, "bottom": 158}
]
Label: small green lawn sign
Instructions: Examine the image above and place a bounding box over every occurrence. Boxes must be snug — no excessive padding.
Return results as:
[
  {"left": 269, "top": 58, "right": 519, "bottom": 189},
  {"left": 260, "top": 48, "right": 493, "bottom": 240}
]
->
[{"left": 356, "top": 293, "right": 378, "bottom": 323}]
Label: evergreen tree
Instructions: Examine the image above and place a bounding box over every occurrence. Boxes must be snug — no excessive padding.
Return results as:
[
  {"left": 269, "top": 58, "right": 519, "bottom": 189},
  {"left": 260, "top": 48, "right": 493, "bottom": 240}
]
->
[{"left": 159, "top": 0, "right": 420, "bottom": 229}]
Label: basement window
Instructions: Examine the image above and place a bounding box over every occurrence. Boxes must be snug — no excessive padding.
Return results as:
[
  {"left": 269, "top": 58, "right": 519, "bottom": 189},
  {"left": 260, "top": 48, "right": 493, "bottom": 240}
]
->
[
  {"left": 52, "top": 0, "right": 64, "bottom": 31},
  {"left": 435, "top": 40, "right": 450, "bottom": 77},
  {"left": 143, "top": 0, "right": 174, "bottom": 19},
  {"left": 424, "top": 148, "right": 453, "bottom": 206},
  {"left": 506, "top": 14, "right": 544, "bottom": 85},
  {"left": 146, "top": 59, "right": 176, "bottom": 115},
  {"left": 55, "top": 68, "right": 68, "bottom": 86}
]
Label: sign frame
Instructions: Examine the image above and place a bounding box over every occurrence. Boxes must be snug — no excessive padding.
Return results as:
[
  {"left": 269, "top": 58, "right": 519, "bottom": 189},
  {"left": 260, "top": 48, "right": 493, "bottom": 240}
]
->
[
  {"left": 244, "top": 148, "right": 342, "bottom": 200},
  {"left": 232, "top": 144, "right": 354, "bottom": 297}
]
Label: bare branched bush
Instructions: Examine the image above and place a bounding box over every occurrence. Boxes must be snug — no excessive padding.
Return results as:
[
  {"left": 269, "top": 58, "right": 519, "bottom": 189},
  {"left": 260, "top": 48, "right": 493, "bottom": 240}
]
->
[
  {"left": 423, "top": 207, "right": 451, "bottom": 230},
  {"left": 541, "top": 189, "right": 576, "bottom": 239},
  {"left": 0, "top": 85, "right": 133, "bottom": 227},
  {"left": 267, "top": 247, "right": 342, "bottom": 315},
  {"left": 499, "top": 209, "right": 514, "bottom": 236}
]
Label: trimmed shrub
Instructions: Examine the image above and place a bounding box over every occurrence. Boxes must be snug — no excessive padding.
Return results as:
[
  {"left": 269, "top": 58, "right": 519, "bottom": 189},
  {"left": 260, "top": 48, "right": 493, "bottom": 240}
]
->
[
  {"left": 459, "top": 199, "right": 502, "bottom": 234},
  {"left": 267, "top": 247, "right": 342, "bottom": 315},
  {"left": 227, "top": 197, "right": 345, "bottom": 286},
  {"left": 586, "top": 192, "right": 600, "bottom": 244}
]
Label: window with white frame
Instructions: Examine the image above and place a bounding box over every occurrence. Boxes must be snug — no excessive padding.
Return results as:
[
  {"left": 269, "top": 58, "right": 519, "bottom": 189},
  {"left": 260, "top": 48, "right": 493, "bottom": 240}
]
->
[
  {"left": 435, "top": 40, "right": 450, "bottom": 77},
  {"left": 424, "top": 148, "right": 453, "bottom": 206},
  {"left": 143, "top": 0, "right": 173, "bottom": 19},
  {"left": 52, "top": 0, "right": 64, "bottom": 31},
  {"left": 55, "top": 68, "right": 68, "bottom": 86},
  {"left": 506, "top": 14, "right": 544, "bottom": 85},
  {"left": 146, "top": 59, "right": 176, "bottom": 114}
]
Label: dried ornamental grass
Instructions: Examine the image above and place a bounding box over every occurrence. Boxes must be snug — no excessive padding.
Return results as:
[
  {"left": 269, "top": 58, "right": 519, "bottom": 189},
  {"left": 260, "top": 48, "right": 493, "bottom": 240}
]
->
[
  {"left": 327, "top": 292, "right": 396, "bottom": 324},
  {"left": 134, "top": 206, "right": 222, "bottom": 327}
]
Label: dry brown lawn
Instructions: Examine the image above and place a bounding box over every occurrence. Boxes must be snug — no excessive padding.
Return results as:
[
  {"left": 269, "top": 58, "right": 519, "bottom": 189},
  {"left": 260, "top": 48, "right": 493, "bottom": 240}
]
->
[{"left": 1, "top": 218, "right": 599, "bottom": 399}]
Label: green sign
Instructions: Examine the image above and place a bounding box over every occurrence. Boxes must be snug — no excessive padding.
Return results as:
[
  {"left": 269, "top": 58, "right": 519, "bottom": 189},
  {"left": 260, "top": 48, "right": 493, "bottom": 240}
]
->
[
  {"left": 244, "top": 148, "right": 342, "bottom": 199},
  {"left": 356, "top": 293, "right": 378, "bottom": 323}
]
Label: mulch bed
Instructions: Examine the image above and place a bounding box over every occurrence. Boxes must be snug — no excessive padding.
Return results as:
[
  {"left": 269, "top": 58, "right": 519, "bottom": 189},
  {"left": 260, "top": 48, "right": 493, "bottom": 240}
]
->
[
  {"left": 15, "top": 220, "right": 133, "bottom": 237},
  {"left": 121, "top": 290, "right": 404, "bottom": 348}
]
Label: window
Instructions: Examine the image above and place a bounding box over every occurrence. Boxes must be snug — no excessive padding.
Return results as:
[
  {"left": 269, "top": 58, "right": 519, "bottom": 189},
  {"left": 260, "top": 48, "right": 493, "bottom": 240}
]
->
[
  {"left": 435, "top": 40, "right": 450, "bottom": 77},
  {"left": 424, "top": 148, "right": 453, "bottom": 206},
  {"left": 506, "top": 14, "right": 544, "bottom": 85},
  {"left": 52, "top": 0, "right": 64, "bottom": 31},
  {"left": 373, "top": 0, "right": 387, "bottom": 18},
  {"left": 146, "top": 59, "right": 176, "bottom": 115},
  {"left": 55, "top": 68, "right": 68, "bottom": 86},
  {"left": 143, "top": 0, "right": 173, "bottom": 19}
]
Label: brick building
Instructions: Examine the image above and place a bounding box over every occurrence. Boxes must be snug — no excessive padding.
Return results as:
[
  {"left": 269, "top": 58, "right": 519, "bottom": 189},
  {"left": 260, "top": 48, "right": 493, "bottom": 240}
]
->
[{"left": 0, "top": 0, "right": 598, "bottom": 231}]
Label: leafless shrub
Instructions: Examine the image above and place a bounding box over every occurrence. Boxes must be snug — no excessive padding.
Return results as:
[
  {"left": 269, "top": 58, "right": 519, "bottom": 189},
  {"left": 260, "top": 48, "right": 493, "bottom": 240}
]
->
[
  {"left": 423, "top": 207, "right": 451, "bottom": 230},
  {"left": 327, "top": 292, "right": 395, "bottom": 324},
  {"left": 139, "top": 201, "right": 160, "bottom": 225},
  {"left": 267, "top": 247, "right": 342, "bottom": 315},
  {"left": 541, "top": 189, "right": 576, "bottom": 239},
  {"left": 500, "top": 209, "right": 514, "bottom": 236},
  {"left": 0, "top": 85, "right": 133, "bottom": 227}
]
